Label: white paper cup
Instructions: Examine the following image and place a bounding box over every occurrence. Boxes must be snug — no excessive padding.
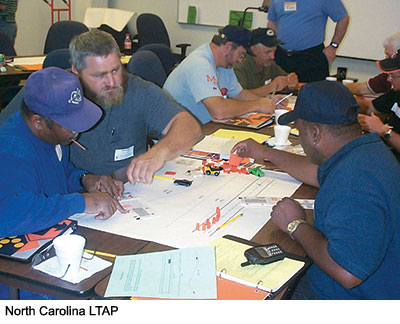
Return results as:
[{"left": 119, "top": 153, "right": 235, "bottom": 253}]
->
[
  {"left": 274, "top": 125, "right": 291, "bottom": 145},
  {"left": 275, "top": 109, "right": 289, "bottom": 125},
  {"left": 325, "top": 76, "right": 337, "bottom": 81},
  {"left": 342, "top": 79, "right": 354, "bottom": 84},
  {"left": 53, "top": 234, "right": 86, "bottom": 277}
]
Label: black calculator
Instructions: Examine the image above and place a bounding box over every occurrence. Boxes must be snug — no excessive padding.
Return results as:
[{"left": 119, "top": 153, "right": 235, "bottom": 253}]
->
[{"left": 241, "top": 244, "right": 285, "bottom": 267}]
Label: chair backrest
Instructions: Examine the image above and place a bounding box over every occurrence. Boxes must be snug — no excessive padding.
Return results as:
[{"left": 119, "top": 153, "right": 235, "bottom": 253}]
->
[
  {"left": 137, "top": 43, "right": 173, "bottom": 75},
  {"left": 44, "top": 21, "right": 89, "bottom": 54},
  {"left": 98, "top": 24, "right": 130, "bottom": 54},
  {"left": 0, "top": 31, "right": 16, "bottom": 56},
  {"left": 43, "top": 48, "right": 71, "bottom": 69},
  {"left": 136, "top": 13, "right": 170, "bottom": 48},
  {"left": 127, "top": 50, "right": 167, "bottom": 87}
]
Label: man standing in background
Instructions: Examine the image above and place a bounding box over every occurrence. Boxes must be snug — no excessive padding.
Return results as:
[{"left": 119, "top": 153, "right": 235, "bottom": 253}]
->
[
  {"left": 0, "top": 0, "right": 18, "bottom": 46},
  {"left": 266, "top": 0, "right": 349, "bottom": 82}
]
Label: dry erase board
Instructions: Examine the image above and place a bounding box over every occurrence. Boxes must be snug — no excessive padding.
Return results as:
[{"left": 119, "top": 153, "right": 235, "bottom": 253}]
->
[
  {"left": 177, "top": 0, "right": 268, "bottom": 28},
  {"left": 326, "top": 0, "right": 400, "bottom": 61}
]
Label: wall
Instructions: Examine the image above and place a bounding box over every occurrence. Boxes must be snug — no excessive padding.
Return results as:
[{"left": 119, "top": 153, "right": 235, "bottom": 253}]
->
[
  {"left": 14, "top": 0, "right": 108, "bottom": 56},
  {"left": 14, "top": 0, "right": 381, "bottom": 82},
  {"left": 110, "top": 0, "right": 380, "bottom": 82}
]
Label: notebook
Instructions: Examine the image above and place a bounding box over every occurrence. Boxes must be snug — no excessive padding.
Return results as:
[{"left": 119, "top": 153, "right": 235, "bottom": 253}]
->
[
  {"left": 0, "top": 219, "right": 77, "bottom": 262},
  {"left": 210, "top": 235, "right": 309, "bottom": 295}
]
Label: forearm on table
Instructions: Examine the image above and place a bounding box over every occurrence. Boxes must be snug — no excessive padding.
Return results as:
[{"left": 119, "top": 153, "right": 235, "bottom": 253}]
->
[
  {"left": 261, "top": 146, "right": 319, "bottom": 187},
  {"left": 204, "top": 96, "right": 273, "bottom": 120},
  {"left": 293, "top": 223, "right": 362, "bottom": 289},
  {"left": 156, "top": 111, "right": 202, "bottom": 161}
]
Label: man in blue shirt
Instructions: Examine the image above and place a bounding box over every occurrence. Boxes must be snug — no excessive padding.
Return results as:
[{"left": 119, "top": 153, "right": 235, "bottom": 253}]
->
[
  {"left": 0, "top": 67, "right": 126, "bottom": 237},
  {"left": 267, "top": 0, "right": 349, "bottom": 82},
  {"left": 232, "top": 81, "right": 400, "bottom": 299},
  {"left": 164, "top": 25, "right": 284, "bottom": 125}
]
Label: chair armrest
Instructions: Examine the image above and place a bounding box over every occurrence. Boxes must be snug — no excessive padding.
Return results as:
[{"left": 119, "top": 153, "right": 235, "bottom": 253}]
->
[{"left": 176, "top": 43, "right": 191, "bottom": 58}]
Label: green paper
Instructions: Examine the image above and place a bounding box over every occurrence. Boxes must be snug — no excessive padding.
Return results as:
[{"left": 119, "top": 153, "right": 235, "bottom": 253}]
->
[
  {"left": 187, "top": 5, "right": 197, "bottom": 24},
  {"left": 229, "top": 10, "right": 253, "bottom": 29}
]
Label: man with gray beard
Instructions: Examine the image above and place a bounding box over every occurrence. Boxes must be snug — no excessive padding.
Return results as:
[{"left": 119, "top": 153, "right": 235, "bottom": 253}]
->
[
  {"left": 68, "top": 30, "right": 201, "bottom": 185},
  {"left": 0, "top": 30, "right": 202, "bottom": 185}
]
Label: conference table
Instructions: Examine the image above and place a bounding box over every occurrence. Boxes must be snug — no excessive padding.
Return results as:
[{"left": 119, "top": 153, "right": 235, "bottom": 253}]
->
[{"left": 0, "top": 121, "right": 317, "bottom": 300}]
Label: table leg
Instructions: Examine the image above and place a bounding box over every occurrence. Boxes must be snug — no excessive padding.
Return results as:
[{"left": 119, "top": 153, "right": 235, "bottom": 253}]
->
[{"left": 8, "top": 286, "right": 20, "bottom": 300}]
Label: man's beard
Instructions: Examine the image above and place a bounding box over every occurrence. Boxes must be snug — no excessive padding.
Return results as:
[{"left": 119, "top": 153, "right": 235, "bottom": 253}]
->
[{"left": 81, "top": 69, "right": 128, "bottom": 109}]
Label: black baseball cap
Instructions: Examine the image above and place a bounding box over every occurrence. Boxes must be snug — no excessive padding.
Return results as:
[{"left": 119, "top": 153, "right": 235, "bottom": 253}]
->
[
  {"left": 250, "top": 28, "right": 283, "bottom": 47},
  {"left": 219, "top": 25, "right": 253, "bottom": 55},
  {"left": 278, "top": 80, "right": 359, "bottom": 125},
  {"left": 377, "top": 50, "right": 400, "bottom": 73}
]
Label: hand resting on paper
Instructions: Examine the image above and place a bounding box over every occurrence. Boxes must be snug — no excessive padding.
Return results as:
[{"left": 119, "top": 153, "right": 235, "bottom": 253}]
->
[{"left": 82, "top": 192, "right": 127, "bottom": 220}]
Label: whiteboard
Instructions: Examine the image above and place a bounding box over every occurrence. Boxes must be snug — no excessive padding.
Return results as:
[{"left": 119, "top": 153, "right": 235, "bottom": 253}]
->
[
  {"left": 177, "top": 0, "right": 268, "bottom": 28},
  {"left": 326, "top": 0, "right": 400, "bottom": 61},
  {"left": 178, "top": 0, "right": 400, "bottom": 61}
]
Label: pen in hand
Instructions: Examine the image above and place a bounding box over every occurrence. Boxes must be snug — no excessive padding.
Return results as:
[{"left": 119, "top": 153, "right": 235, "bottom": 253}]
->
[{"left": 275, "top": 92, "right": 293, "bottom": 106}]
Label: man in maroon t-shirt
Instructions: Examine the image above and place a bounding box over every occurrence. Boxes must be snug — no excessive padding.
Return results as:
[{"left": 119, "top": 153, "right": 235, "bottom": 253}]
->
[{"left": 345, "top": 32, "right": 400, "bottom": 99}]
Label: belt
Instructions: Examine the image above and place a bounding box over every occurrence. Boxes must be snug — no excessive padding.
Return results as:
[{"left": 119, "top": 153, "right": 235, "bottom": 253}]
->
[{"left": 279, "top": 43, "right": 324, "bottom": 57}]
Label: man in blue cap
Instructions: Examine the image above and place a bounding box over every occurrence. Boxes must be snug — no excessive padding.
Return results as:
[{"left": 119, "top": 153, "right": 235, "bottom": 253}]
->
[
  {"left": 164, "top": 25, "right": 285, "bottom": 125},
  {"left": 0, "top": 67, "right": 126, "bottom": 237},
  {"left": 232, "top": 80, "right": 400, "bottom": 299},
  {"left": 234, "top": 28, "right": 298, "bottom": 97}
]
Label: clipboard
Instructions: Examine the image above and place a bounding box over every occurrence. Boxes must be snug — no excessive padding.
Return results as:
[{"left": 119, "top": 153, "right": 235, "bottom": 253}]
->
[
  {"left": 0, "top": 219, "right": 77, "bottom": 263},
  {"left": 213, "top": 235, "right": 311, "bottom": 299}
]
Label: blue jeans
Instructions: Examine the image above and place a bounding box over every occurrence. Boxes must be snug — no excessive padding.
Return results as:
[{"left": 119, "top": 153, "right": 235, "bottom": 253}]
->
[{"left": 0, "top": 19, "right": 17, "bottom": 46}]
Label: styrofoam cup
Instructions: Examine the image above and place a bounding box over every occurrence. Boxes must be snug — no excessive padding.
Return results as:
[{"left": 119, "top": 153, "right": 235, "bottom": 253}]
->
[
  {"left": 342, "top": 79, "right": 354, "bottom": 84},
  {"left": 274, "top": 125, "right": 291, "bottom": 145},
  {"left": 53, "top": 234, "right": 86, "bottom": 277},
  {"left": 275, "top": 109, "right": 289, "bottom": 125}
]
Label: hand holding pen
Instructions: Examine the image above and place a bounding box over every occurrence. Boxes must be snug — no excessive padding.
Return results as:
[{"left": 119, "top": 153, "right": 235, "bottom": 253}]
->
[{"left": 273, "top": 92, "right": 293, "bottom": 109}]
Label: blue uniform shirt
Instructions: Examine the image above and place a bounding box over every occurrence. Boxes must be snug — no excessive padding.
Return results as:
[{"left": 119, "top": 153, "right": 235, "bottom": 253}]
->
[
  {"left": 309, "top": 133, "right": 400, "bottom": 299},
  {"left": 0, "top": 112, "right": 86, "bottom": 237},
  {"left": 268, "top": 0, "right": 347, "bottom": 51}
]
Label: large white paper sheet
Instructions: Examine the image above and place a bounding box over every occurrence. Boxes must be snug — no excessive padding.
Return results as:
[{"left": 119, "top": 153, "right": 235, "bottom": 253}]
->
[
  {"left": 71, "top": 157, "right": 301, "bottom": 248},
  {"left": 84, "top": 8, "right": 134, "bottom": 31}
]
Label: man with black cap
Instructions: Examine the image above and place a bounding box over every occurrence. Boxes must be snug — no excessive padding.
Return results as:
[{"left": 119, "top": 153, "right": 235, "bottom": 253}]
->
[
  {"left": 164, "top": 25, "right": 285, "bottom": 125},
  {"left": 234, "top": 28, "right": 298, "bottom": 97},
  {"left": 0, "top": 67, "right": 126, "bottom": 237},
  {"left": 358, "top": 50, "right": 400, "bottom": 154},
  {"left": 232, "top": 81, "right": 400, "bottom": 299}
]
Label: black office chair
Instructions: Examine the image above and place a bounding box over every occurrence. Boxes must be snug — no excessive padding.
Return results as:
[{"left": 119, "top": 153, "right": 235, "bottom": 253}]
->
[
  {"left": 42, "top": 48, "right": 71, "bottom": 69},
  {"left": 0, "top": 31, "right": 18, "bottom": 110},
  {"left": 136, "top": 13, "right": 191, "bottom": 66},
  {"left": 0, "top": 30, "right": 16, "bottom": 56},
  {"left": 137, "top": 43, "right": 173, "bottom": 75},
  {"left": 43, "top": 21, "right": 89, "bottom": 54},
  {"left": 127, "top": 50, "right": 167, "bottom": 87},
  {"left": 97, "top": 24, "right": 136, "bottom": 54}
]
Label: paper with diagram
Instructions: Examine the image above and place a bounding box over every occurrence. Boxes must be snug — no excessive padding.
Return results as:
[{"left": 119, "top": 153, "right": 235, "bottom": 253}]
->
[{"left": 71, "top": 156, "right": 301, "bottom": 248}]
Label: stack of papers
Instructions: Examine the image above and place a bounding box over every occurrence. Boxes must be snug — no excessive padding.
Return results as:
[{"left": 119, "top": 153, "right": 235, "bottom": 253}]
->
[{"left": 105, "top": 246, "right": 217, "bottom": 299}]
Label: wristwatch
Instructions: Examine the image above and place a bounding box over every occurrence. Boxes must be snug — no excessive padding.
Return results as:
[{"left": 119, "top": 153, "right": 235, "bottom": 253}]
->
[
  {"left": 79, "top": 173, "right": 89, "bottom": 187},
  {"left": 384, "top": 128, "right": 392, "bottom": 140},
  {"left": 287, "top": 220, "right": 307, "bottom": 240},
  {"left": 330, "top": 42, "right": 339, "bottom": 49}
]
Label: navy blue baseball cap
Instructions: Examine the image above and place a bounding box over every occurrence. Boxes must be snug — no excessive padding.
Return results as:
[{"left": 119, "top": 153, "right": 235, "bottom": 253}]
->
[
  {"left": 250, "top": 28, "right": 283, "bottom": 47},
  {"left": 24, "top": 67, "right": 102, "bottom": 132},
  {"left": 278, "top": 80, "right": 359, "bottom": 125},
  {"left": 219, "top": 25, "right": 253, "bottom": 55}
]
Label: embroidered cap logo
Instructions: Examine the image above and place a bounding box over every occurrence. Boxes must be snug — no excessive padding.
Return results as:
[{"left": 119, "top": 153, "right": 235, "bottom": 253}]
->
[{"left": 68, "top": 88, "right": 82, "bottom": 105}]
